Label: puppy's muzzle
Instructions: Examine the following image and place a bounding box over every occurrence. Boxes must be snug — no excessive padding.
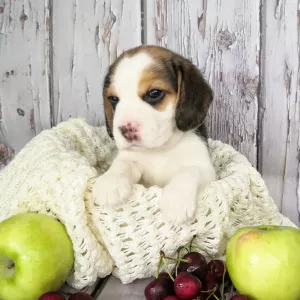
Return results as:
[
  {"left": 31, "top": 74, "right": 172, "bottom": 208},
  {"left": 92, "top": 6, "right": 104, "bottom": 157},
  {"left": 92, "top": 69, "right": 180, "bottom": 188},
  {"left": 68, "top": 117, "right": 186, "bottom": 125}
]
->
[{"left": 119, "top": 123, "right": 140, "bottom": 142}]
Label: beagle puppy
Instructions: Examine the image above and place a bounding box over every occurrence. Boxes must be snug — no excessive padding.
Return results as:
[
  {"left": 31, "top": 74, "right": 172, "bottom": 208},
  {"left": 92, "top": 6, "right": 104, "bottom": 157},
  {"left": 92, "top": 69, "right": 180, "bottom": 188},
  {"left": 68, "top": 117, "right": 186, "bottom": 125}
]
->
[{"left": 92, "top": 45, "right": 216, "bottom": 224}]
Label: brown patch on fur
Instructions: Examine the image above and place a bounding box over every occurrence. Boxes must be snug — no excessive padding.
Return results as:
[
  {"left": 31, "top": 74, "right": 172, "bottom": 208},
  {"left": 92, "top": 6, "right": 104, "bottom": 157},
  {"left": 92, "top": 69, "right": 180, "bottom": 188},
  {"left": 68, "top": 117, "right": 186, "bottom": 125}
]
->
[
  {"left": 103, "top": 45, "right": 176, "bottom": 122},
  {"left": 135, "top": 46, "right": 213, "bottom": 127},
  {"left": 156, "top": 94, "right": 177, "bottom": 112},
  {"left": 174, "top": 70, "right": 182, "bottom": 107},
  {"left": 103, "top": 81, "right": 117, "bottom": 138},
  {"left": 138, "top": 65, "right": 177, "bottom": 112},
  {"left": 105, "top": 85, "right": 117, "bottom": 98},
  {"left": 103, "top": 98, "right": 114, "bottom": 137},
  {"left": 124, "top": 45, "right": 174, "bottom": 61}
]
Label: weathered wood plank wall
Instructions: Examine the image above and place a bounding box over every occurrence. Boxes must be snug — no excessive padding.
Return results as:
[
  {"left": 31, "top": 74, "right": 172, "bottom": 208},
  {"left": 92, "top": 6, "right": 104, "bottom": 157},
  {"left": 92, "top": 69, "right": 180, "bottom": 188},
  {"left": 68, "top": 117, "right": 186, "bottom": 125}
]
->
[
  {"left": 0, "top": 0, "right": 52, "bottom": 152},
  {"left": 146, "top": 0, "right": 260, "bottom": 166},
  {"left": 0, "top": 0, "right": 299, "bottom": 228},
  {"left": 52, "top": 0, "right": 141, "bottom": 125},
  {"left": 259, "top": 0, "right": 300, "bottom": 226}
]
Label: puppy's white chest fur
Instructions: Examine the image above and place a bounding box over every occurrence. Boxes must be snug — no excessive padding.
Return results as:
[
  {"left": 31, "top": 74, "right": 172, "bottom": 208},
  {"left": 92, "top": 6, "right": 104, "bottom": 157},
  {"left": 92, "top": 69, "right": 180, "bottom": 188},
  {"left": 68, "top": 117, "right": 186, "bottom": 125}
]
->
[
  {"left": 122, "top": 149, "right": 178, "bottom": 188},
  {"left": 93, "top": 131, "right": 216, "bottom": 223},
  {"left": 119, "top": 132, "right": 215, "bottom": 189}
]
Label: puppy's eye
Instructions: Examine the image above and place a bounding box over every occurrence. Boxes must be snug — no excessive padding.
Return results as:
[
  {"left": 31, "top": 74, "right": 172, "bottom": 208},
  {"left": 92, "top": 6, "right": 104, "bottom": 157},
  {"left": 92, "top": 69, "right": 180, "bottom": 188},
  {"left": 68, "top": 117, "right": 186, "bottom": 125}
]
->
[
  {"left": 108, "top": 96, "right": 119, "bottom": 110},
  {"left": 149, "top": 89, "right": 163, "bottom": 98},
  {"left": 108, "top": 96, "right": 119, "bottom": 105},
  {"left": 143, "top": 89, "right": 165, "bottom": 105}
]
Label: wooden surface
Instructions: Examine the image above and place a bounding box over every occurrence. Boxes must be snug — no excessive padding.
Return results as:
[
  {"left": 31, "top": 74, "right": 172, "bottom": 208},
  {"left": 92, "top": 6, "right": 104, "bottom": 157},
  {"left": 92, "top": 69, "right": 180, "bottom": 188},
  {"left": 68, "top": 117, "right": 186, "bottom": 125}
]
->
[
  {"left": 95, "top": 276, "right": 151, "bottom": 300},
  {"left": 1, "top": 0, "right": 300, "bottom": 297}
]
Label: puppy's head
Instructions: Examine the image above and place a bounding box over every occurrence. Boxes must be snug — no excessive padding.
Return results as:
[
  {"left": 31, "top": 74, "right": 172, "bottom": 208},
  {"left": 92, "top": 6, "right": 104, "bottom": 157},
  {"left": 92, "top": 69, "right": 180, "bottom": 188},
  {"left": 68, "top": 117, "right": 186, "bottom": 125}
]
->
[{"left": 103, "top": 45, "right": 213, "bottom": 150}]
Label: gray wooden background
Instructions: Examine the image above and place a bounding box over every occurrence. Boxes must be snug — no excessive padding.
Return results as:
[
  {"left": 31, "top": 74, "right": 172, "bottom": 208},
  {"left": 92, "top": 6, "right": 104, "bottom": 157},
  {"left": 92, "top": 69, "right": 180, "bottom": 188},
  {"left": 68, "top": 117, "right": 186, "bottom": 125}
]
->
[{"left": 0, "top": 0, "right": 299, "bottom": 229}]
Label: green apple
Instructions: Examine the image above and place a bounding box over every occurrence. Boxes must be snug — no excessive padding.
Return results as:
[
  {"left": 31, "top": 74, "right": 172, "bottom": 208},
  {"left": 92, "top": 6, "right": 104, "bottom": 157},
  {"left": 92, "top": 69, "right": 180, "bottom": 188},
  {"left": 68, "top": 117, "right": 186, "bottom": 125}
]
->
[
  {"left": 226, "top": 225, "right": 300, "bottom": 300},
  {"left": 0, "top": 213, "right": 74, "bottom": 300}
]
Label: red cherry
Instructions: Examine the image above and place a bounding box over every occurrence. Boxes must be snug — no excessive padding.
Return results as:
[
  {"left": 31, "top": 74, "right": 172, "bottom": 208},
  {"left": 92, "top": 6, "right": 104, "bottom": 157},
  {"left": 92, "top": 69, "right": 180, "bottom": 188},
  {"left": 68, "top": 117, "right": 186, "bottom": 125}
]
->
[
  {"left": 191, "top": 295, "right": 207, "bottom": 300},
  {"left": 158, "top": 272, "right": 172, "bottom": 280},
  {"left": 69, "top": 292, "right": 93, "bottom": 300},
  {"left": 164, "top": 296, "right": 180, "bottom": 300},
  {"left": 38, "top": 292, "right": 65, "bottom": 300},
  {"left": 174, "top": 272, "right": 202, "bottom": 299},
  {"left": 202, "top": 271, "right": 219, "bottom": 293},
  {"left": 208, "top": 260, "right": 226, "bottom": 282},
  {"left": 144, "top": 277, "right": 174, "bottom": 300},
  {"left": 230, "top": 296, "right": 248, "bottom": 300},
  {"left": 178, "top": 252, "right": 208, "bottom": 281}
]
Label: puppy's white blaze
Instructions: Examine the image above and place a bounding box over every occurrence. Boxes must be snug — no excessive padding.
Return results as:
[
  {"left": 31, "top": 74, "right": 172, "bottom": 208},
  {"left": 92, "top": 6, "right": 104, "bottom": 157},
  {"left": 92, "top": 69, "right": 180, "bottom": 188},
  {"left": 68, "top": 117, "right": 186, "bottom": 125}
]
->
[
  {"left": 113, "top": 53, "right": 153, "bottom": 101},
  {"left": 112, "top": 52, "right": 177, "bottom": 150}
]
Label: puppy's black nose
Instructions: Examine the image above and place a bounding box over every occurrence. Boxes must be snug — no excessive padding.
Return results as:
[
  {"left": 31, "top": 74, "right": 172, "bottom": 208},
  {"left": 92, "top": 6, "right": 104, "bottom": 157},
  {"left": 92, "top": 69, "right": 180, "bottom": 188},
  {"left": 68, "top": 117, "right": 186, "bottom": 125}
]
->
[{"left": 119, "top": 123, "right": 139, "bottom": 142}]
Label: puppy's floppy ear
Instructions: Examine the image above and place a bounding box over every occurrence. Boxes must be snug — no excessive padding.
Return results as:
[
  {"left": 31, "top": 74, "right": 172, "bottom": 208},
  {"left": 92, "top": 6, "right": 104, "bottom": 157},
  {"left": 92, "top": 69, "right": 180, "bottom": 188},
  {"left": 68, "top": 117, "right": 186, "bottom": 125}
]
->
[
  {"left": 173, "top": 57, "right": 213, "bottom": 131},
  {"left": 103, "top": 74, "right": 114, "bottom": 139}
]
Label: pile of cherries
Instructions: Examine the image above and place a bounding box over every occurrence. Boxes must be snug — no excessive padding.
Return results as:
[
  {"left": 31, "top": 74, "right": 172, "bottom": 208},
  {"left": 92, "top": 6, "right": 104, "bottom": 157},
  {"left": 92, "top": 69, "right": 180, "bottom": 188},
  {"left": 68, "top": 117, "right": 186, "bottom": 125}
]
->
[
  {"left": 144, "top": 243, "right": 248, "bottom": 300},
  {"left": 38, "top": 291, "right": 93, "bottom": 300}
]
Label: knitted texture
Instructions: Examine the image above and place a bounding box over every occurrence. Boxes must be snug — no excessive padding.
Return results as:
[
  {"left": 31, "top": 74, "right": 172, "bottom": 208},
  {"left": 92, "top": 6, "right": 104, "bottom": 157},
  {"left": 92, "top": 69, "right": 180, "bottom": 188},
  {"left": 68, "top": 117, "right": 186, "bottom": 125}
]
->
[{"left": 0, "top": 118, "right": 296, "bottom": 289}]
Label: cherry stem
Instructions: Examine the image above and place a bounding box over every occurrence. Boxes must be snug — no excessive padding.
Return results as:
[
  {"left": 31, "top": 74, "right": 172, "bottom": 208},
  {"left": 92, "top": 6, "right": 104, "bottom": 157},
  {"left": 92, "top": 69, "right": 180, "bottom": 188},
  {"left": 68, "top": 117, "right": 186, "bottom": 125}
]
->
[
  {"left": 175, "top": 247, "right": 184, "bottom": 277},
  {"left": 191, "top": 244, "right": 214, "bottom": 261},
  {"left": 159, "top": 250, "right": 165, "bottom": 258},
  {"left": 213, "top": 295, "right": 220, "bottom": 300},
  {"left": 183, "top": 246, "right": 190, "bottom": 253},
  {"left": 164, "top": 256, "right": 189, "bottom": 263},
  {"left": 205, "top": 287, "right": 218, "bottom": 300},
  {"left": 159, "top": 250, "right": 184, "bottom": 281},
  {"left": 220, "top": 266, "right": 227, "bottom": 300},
  {"left": 178, "top": 245, "right": 190, "bottom": 254},
  {"left": 155, "top": 256, "right": 163, "bottom": 278},
  {"left": 189, "top": 235, "right": 196, "bottom": 252},
  {"left": 161, "top": 257, "right": 175, "bottom": 281}
]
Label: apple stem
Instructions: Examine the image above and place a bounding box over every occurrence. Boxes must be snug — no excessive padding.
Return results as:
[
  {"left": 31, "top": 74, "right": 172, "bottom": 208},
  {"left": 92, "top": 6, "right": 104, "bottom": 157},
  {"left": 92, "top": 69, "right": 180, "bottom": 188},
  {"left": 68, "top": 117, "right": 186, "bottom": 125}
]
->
[
  {"left": 7, "top": 261, "right": 14, "bottom": 269},
  {"left": 0, "top": 256, "right": 15, "bottom": 279}
]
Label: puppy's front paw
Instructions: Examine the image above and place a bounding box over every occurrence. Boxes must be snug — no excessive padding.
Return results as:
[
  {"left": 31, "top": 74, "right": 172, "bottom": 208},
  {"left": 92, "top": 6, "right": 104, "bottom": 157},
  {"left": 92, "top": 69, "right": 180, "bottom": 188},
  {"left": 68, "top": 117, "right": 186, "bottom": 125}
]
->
[
  {"left": 92, "top": 172, "right": 132, "bottom": 207},
  {"left": 160, "top": 180, "right": 198, "bottom": 224}
]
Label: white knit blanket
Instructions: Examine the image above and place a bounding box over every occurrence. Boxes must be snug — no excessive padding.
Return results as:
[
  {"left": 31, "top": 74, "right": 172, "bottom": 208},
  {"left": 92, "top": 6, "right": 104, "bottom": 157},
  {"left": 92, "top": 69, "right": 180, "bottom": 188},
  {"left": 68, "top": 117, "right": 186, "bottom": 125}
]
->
[{"left": 0, "top": 118, "right": 296, "bottom": 289}]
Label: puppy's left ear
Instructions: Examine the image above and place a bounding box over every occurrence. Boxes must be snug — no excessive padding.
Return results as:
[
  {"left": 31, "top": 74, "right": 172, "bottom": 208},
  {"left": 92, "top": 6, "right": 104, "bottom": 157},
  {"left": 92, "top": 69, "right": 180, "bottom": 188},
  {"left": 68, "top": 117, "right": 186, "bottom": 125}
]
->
[{"left": 174, "top": 58, "right": 213, "bottom": 131}]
